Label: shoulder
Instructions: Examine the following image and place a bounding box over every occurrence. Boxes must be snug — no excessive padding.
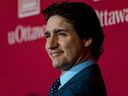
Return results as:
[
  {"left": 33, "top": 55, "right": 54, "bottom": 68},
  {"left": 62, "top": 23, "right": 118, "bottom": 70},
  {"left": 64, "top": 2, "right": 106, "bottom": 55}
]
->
[
  {"left": 56, "top": 64, "right": 107, "bottom": 96},
  {"left": 59, "top": 78, "right": 106, "bottom": 96}
]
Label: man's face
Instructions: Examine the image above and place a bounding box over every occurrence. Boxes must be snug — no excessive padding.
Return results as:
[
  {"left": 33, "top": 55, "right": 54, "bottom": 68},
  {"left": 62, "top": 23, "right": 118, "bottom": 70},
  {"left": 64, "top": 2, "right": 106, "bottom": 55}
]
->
[{"left": 45, "top": 15, "right": 87, "bottom": 71}]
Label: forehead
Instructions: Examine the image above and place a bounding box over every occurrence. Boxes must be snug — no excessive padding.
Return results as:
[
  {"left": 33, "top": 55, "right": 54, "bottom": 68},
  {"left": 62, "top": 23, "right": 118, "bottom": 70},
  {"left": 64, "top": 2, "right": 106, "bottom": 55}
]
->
[{"left": 46, "top": 15, "right": 73, "bottom": 30}]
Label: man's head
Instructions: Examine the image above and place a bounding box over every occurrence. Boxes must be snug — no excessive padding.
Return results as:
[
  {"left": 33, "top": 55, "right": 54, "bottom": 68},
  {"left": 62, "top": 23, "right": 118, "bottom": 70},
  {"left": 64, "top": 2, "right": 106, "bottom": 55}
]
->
[{"left": 42, "top": 1, "right": 104, "bottom": 71}]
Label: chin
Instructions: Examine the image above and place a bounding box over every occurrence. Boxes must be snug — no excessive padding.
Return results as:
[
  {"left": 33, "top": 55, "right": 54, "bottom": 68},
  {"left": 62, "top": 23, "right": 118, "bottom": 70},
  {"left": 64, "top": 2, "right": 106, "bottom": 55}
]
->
[{"left": 52, "top": 63, "right": 60, "bottom": 69}]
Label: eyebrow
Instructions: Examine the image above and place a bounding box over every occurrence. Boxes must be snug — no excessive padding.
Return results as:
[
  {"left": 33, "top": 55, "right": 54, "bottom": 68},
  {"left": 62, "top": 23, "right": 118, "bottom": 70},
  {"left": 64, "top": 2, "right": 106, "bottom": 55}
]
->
[
  {"left": 45, "top": 28, "right": 69, "bottom": 34},
  {"left": 54, "top": 29, "right": 66, "bottom": 33}
]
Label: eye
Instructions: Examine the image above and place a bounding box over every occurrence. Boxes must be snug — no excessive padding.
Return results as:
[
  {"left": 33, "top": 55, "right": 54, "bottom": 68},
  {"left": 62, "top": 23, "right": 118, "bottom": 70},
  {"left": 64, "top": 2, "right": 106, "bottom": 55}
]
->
[
  {"left": 57, "top": 32, "right": 67, "bottom": 37},
  {"left": 45, "top": 32, "right": 50, "bottom": 38}
]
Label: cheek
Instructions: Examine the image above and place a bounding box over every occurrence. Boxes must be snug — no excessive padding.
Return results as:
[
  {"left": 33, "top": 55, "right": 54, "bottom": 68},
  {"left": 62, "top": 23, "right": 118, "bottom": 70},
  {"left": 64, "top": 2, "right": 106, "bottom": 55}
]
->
[
  {"left": 64, "top": 43, "right": 78, "bottom": 57},
  {"left": 65, "top": 41, "right": 82, "bottom": 57},
  {"left": 60, "top": 38, "right": 82, "bottom": 58},
  {"left": 45, "top": 43, "right": 49, "bottom": 55},
  {"left": 45, "top": 44, "right": 48, "bottom": 52}
]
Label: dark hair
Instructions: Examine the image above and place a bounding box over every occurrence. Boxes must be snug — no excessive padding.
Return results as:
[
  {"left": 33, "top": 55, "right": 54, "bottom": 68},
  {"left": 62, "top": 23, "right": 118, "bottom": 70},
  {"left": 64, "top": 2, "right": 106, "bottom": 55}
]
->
[{"left": 42, "top": 1, "right": 104, "bottom": 60}]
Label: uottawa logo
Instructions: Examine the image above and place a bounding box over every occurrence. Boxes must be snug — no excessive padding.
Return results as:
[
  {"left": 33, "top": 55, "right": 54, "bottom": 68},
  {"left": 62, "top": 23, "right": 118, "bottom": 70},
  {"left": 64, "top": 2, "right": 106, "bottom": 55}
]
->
[
  {"left": 18, "top": 0, "right": 40, "bottom": 18},
  {"left": 8, "top": 25, "right": 46, "bottom": 45}
]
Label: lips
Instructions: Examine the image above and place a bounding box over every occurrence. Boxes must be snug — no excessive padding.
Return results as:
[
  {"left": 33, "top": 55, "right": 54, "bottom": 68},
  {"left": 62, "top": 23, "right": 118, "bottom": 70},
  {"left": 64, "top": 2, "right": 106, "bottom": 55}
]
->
[{"left": 49, "top": 51, "right": 64, "bottom": 57}]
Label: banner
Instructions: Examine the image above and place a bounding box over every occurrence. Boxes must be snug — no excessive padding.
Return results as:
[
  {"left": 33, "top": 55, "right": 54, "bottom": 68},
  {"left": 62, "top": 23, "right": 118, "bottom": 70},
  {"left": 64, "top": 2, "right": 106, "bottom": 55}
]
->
[{"left": 0, "top": 0, "right": 128, "bottom": 96}]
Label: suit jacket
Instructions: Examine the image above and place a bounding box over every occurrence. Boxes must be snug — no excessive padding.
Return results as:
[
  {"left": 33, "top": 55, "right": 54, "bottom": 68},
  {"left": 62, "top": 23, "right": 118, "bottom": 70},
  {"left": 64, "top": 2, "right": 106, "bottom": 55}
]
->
[{"left": 55, "top": 64, "right": 107, "bottom": 96}]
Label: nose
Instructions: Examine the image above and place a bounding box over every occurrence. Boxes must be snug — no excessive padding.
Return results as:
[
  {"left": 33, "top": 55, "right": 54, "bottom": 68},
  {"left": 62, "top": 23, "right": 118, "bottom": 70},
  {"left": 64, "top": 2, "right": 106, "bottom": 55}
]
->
[{"left": 46, "top": 36, "right": 58, "bottom": 50}]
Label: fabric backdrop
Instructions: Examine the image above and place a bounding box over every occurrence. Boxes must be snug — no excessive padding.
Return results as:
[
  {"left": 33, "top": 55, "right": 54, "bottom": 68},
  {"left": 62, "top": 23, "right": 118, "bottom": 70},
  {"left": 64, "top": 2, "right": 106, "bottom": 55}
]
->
[{"left": 0, "top": 0, "right": 128, "bottom": 96}]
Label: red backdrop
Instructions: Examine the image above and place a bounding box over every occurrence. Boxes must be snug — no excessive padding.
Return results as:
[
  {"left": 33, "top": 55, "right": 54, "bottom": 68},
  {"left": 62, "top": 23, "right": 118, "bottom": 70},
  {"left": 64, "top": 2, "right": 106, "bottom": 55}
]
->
[{"left": 0, "top": 0, "right": 128, "bottom": 96}]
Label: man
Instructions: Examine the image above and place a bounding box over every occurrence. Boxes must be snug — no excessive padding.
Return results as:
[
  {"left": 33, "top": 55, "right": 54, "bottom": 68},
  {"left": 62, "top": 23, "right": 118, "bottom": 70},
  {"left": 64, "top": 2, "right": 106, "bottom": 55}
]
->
[{"left": 42, "top": 1, "right": 107, "bottom": 96}]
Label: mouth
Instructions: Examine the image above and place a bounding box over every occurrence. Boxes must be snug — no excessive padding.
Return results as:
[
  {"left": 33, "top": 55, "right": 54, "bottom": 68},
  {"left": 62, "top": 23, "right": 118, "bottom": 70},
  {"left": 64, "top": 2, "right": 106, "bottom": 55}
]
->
[{"left": 50, "top": 51, "right": 64, "bottom": 57}]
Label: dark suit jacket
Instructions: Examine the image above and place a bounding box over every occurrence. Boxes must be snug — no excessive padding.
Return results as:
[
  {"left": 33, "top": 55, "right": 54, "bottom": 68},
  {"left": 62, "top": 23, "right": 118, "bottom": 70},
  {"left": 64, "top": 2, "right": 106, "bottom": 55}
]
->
[{"left": 55, "top": 64, "right": 107, "bottom": 96}]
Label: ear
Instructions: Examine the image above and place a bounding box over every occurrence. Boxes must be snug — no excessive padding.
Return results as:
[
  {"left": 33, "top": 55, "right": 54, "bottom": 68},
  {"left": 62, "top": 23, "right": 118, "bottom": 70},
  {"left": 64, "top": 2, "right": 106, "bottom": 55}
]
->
[{"left": 84, "top": 38, "right": 93, "bottom": 47}]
